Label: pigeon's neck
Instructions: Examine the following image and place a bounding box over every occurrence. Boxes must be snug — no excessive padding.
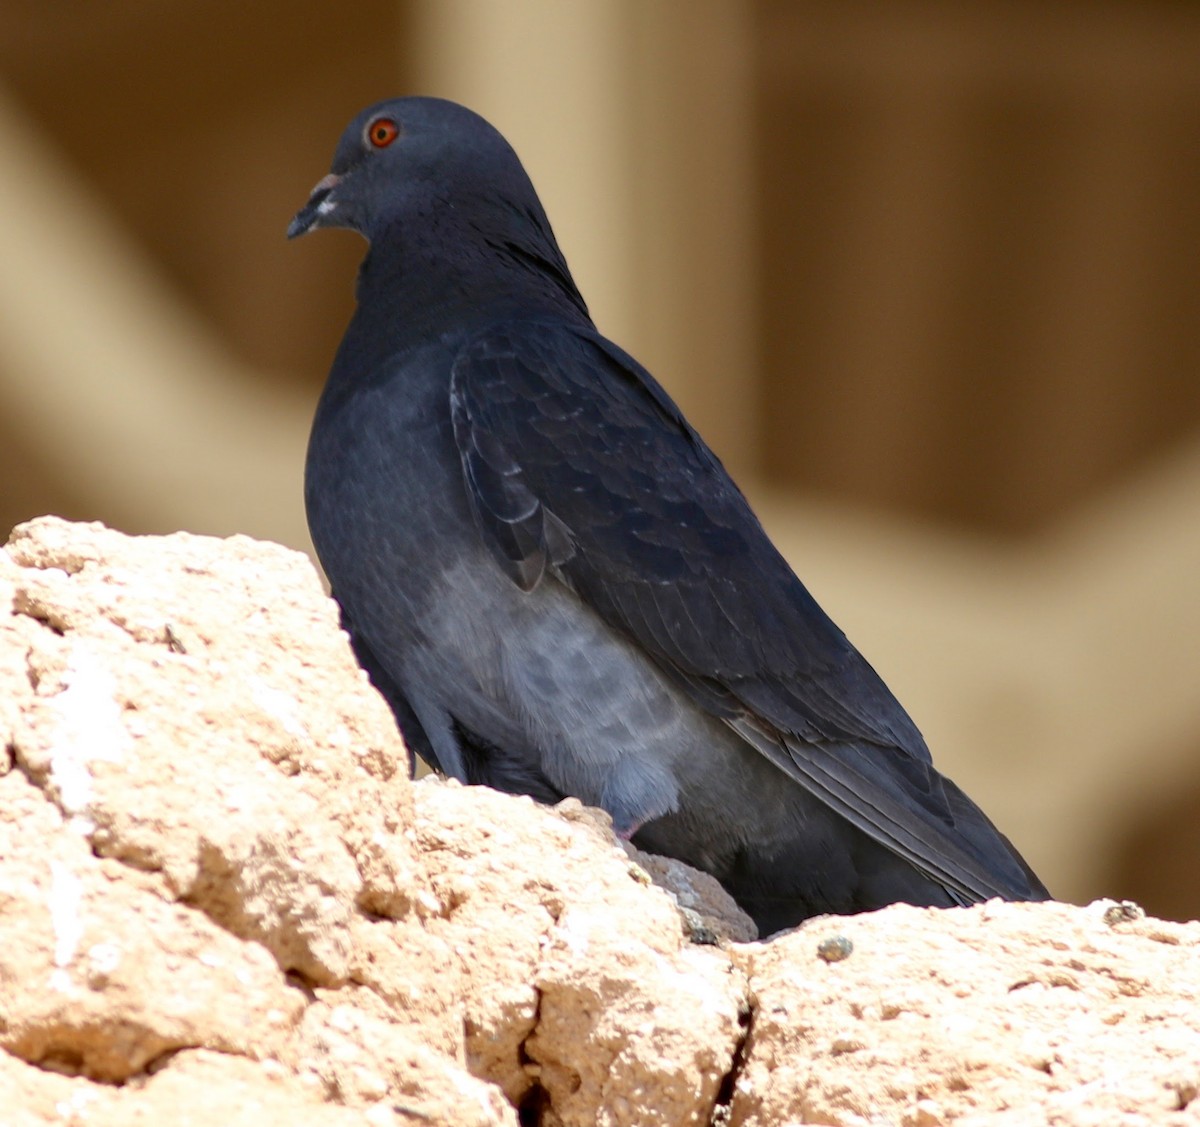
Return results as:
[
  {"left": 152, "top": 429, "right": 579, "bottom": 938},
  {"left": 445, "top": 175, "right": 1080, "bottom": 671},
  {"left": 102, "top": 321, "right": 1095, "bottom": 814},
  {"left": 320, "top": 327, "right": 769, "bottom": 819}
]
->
[{"left": 350, "top": 200, "right": 591, "bottom": 351}]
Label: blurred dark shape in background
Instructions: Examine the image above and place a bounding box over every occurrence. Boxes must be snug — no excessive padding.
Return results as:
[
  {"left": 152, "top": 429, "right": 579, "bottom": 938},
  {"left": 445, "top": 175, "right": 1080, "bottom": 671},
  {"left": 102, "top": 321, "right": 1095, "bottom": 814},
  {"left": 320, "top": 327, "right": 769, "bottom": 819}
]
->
[{"left": 756, "top": 1, "right": 1200, "bottom": 534}]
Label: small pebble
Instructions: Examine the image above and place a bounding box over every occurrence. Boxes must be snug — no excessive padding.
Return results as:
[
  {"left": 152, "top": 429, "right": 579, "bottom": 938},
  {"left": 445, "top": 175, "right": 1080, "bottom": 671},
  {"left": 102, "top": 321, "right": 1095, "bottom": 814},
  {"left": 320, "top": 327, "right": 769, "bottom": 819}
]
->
[
  {"left": 679, "top": 906, "right": 718, "bottom": 946},
  {"left": 817, "top": 935, "right": 853, "bottom": 962},
  {"left": 1102, "top": 900, "right": 1144, "bottom": 926}
]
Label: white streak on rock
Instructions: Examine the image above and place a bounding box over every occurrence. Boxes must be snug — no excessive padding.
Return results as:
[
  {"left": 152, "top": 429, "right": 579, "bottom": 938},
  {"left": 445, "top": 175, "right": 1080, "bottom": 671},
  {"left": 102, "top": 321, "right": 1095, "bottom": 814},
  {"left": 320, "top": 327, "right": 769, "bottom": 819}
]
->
[
  {"left": 49, "top": 640, "right": 127, "bottom": 835},
  {"left": 251, "top": 677, "right": 310, "bottom": 741},
  {"left": 49, "top": 859, "right": 84, "bottom": 989}
]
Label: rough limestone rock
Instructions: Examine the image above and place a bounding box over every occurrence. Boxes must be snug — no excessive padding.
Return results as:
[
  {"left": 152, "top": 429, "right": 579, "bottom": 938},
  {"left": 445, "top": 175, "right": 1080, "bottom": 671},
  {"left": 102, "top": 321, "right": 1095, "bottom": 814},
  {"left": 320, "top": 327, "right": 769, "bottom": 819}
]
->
[
  {"left": 2, "top": 516, "right": 1199, "bottom": 1126},
  {"left": 730, "top": 899, "right": 1200, "bottom": 1126}
]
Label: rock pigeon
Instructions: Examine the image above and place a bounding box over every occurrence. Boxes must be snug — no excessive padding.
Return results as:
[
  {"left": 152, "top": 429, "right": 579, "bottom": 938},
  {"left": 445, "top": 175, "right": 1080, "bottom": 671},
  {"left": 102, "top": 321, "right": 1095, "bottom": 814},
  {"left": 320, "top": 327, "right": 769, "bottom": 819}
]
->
[{"left": 289, "top": 96, "right": 1049, "bottom": 934}]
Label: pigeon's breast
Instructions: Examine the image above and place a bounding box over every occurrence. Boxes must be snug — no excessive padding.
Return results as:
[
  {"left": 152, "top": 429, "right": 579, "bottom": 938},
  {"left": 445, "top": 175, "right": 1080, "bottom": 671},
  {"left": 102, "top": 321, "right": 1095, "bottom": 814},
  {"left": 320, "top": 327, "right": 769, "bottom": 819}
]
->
[{"left": 305, "top": 343, "right": 475, "bottom": 624}]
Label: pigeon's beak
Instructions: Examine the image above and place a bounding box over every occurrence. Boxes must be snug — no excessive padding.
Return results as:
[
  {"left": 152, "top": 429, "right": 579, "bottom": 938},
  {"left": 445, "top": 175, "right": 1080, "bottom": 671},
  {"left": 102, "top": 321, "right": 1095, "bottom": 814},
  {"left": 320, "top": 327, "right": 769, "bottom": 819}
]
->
[{"left": 287, "top": 173, "right": 343, "bottom": 239}]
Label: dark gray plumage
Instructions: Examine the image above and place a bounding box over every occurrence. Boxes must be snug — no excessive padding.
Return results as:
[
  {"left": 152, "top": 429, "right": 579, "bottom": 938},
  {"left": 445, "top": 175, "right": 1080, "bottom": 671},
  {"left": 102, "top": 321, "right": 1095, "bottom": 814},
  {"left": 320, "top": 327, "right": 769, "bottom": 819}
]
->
[{"left": 289, "top": 96, "right": 1049, "bottom": 935}]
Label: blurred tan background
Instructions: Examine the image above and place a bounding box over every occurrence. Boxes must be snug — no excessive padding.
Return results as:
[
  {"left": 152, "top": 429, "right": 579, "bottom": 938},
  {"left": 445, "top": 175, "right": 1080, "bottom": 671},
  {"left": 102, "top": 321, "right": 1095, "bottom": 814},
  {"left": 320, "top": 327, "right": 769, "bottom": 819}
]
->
[{"left": 1, "top": 0, "right": 1197, "bottom": 918}]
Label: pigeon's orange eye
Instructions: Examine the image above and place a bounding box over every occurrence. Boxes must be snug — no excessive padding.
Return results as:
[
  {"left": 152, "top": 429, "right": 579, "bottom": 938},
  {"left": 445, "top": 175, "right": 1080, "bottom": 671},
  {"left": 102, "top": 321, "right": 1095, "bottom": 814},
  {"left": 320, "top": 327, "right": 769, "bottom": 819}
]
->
[{"left": 367, "top": 118, "right": 400, "bottom": 148}]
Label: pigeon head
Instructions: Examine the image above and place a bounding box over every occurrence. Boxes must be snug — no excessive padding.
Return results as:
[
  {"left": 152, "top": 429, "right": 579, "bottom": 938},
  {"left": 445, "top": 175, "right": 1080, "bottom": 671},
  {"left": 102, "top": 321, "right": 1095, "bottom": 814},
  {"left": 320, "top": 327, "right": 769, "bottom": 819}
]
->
[
  {"left": 290, "top": 96, "right": 541, "bottom": 242},
  {"left": 288, "top": 96, "right": 587, "bottom": 323}
]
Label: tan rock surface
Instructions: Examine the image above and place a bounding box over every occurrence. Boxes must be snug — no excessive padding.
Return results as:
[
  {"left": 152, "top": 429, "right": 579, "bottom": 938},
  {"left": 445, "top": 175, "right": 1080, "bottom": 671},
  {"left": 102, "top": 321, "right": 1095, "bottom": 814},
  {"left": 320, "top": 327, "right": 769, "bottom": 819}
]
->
[
  {"left": 732, "top": 899, "right": 1200, "bottom": 1126},
  {"left": 0, "top": 769, "right": 300, "bottom": 1083},
  {"left": 5, "top": 518, "right": 414, "bottom": 988},
  {"left": 2, "top": 516, "right": 1199, "bottom": 1126},
  {"left": 408, "top": 782, "right": 748, "bottom": 1124}
]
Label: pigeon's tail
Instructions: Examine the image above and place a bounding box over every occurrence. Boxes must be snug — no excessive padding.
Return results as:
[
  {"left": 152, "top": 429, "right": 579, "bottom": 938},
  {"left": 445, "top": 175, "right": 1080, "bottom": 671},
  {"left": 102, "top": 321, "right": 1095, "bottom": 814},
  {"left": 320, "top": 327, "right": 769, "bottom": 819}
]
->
[
  {"left": 775, "top": 733, "right": 1052, "bottom": 909},
  {"left": 716, "top": 789, "right": 1048, "bottom": 939},
  {"left": 722, "top": 715, "right": 1047, "bottom": 906}
]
